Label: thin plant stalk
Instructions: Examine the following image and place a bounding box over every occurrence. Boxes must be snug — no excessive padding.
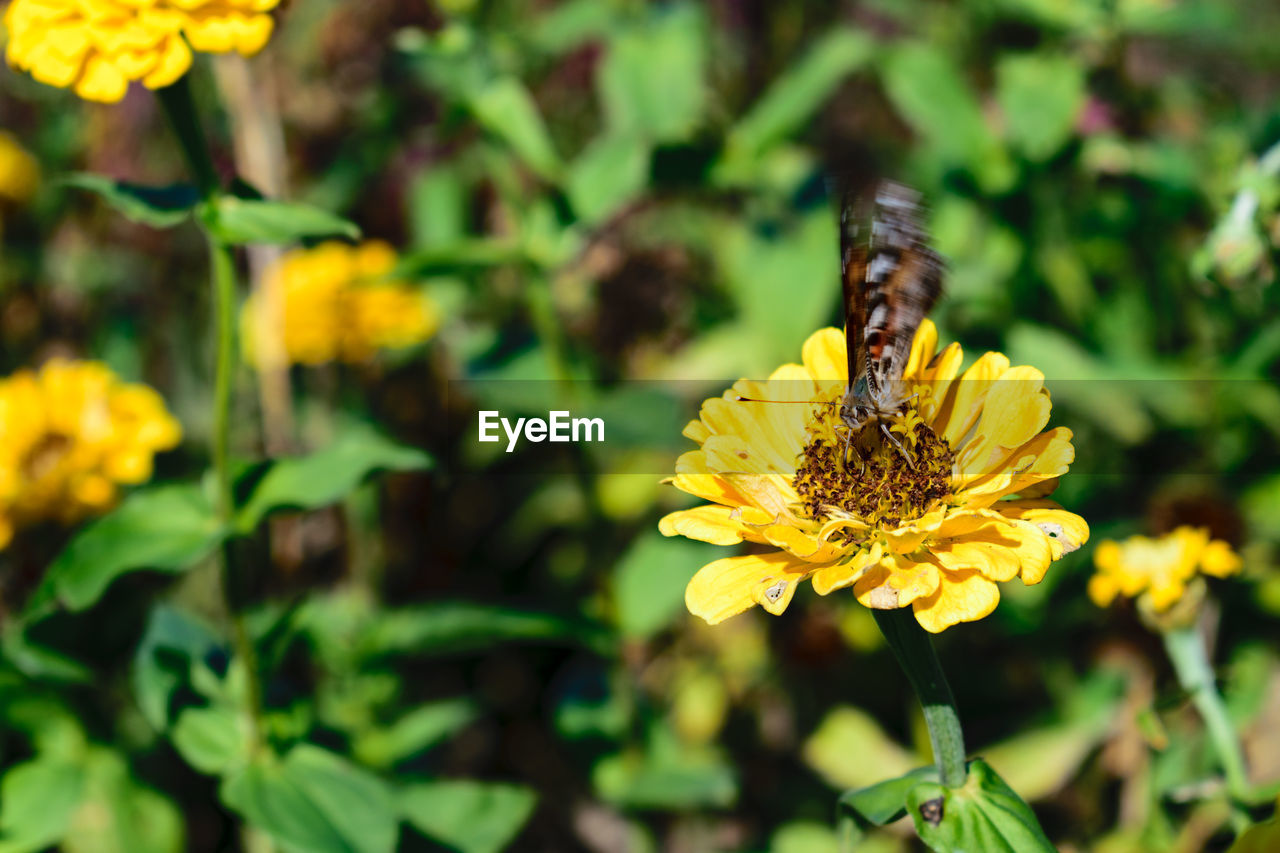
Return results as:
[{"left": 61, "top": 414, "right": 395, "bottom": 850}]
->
[
  {"left": 156, "top": 75, "right": 265, "bottom": 751},
  {"left": 1163, "top": 625, "right": 1250, "bottom": 802},
  {"left": 873, "top": 607, "right": 967, "bottom": 788}
]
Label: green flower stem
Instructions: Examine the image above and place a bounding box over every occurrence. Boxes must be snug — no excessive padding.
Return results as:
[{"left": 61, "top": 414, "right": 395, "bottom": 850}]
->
[
  {"left": 155, "top": 76, "right": 220, "bottom": 199},
  {"left": 156, "top": 76, "right": 264, "bottom": 751},
  {"left": 873, "top": 607, "right": 967, "bottom": 788},
  {"left": 1163, "top": 626, "right": 1250, "bottom": 801}
]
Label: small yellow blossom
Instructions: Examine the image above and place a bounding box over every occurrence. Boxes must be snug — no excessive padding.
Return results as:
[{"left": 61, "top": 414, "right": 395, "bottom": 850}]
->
[
  {"left": 4, "top": 0, "right": 280, "bottom": 103},
  {"left": 1089, "top": 526, "right": 1241, "bottom": 613},
  {"left": 0, "top": 131, "right": 39, "bottom": 204},
  {"left": 241, "top": 241, "right": 439, "bottom": 369},
  {"left": 0, "top": 359, "right": 182, "bottom": 547},
  {"left": 660, "top": 320, "right": 1088, "bottom": 633}
]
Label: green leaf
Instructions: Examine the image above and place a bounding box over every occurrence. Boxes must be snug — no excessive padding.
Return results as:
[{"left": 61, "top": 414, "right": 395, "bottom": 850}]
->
[
  {"left": 63, "top": 748, "right": 184, "bottom": 853},
  {"left": 399, "top": 781, "right": 536, "bottom": 853},
  {"left": 202, "top": 197, "right": 361, "bottom": 246},
  {"left": 566, "top": 133, "right": 651, "bottom": 224},
  {"left": 598, "top": 4, "right": 706, "bottom": 143},
  {"left": 612, "top": 532, "right": 711, "bottom": 639},
  {"left": 996, "top": 53, "right": 1085, "bottom": 161},
  {"left": 804, "top": 707, "right": 917, "bottom": 791},
  {"left": 725, "top": 28, "right": 874, "bottom": 160},
  {"left": 468, "top": 77, "right": 562, "bottom": 180},
  {"left": 36, "top": 484, "right": 225, "bottom": 614},
  {"left": 61, "top": 174, "right": 199, "bottom": 228},
  {"left": 171, "top": 706, "right": 252, "bottom": 775},
  {"left": 0, "top": 759, "right": 84, "bottom": 853},
  {"left": 220, "top": 745, "right": 397, "bottom": 853},
  {"left": 357, "top": 602, "right": 609, "bottom": 658},
  {"left": 838, "top": 765, "right": 938, "bottom": 830},
  {"left": 906, "top": 759, "right": 1055, "bottom": 852},
  {"left": 880, "top": 43, "right": 1013, "bottom": 191},
  {"left": 237, "top": 425, "right": 431, "bottom": 532},
  {"left": 593, "top": 722, "right": 736, "bottom": 809},
  {"left": 353, "top": 699, "right": 478, "bottom": 769},
  {"left": 133, "top": 606, "right": 224, "bottom": 731}
]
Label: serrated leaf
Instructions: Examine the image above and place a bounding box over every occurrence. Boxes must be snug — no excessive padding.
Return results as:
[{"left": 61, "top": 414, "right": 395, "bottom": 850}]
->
[
  {"left": 61, "top": 174, "right": 199, "bottom": 228},
  {"left": 399, "top": 781, "right": 536, "bottom": 853},
  {"left": 237, "top": 426, "right": 431, "bottom": 532},
  {"left": 35, "top": 485, "right": 224, "bottom": 614},
  {"left": 203, "top": 197, "right": 361, "bottom": 245}
]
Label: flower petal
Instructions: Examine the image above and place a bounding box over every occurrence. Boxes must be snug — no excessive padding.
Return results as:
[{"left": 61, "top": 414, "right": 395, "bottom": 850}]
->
[
  {"left": 685, "top": 551, "right": 814, "bottom": 624},
  {"left": 912, "top": 569, "right": 1001, "bottom": 633},
  {"left": 811, "top": 542, "right": 882, "bottom": 595},
  {"left": 854, "top": 554, "right": 940, "bottom": 609},
  {"left": 659, "top": 505, "right": 762, "bottom": 546}
]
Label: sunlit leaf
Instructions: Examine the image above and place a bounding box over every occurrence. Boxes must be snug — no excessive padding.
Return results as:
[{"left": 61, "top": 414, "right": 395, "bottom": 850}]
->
[
  {"left": 996, "top": 53, "right": 1085, "bottom": 162},
  {"left": 202, "top": 197, "right": 361, "bottom": 245},
  {"left": 598, "top": 4, "right": 706, "bottom": 142},
  {"left": 469, "top": 77, "right": 563, "bottom": 180},
  {"left": 804, "top": 706, "right": 917, "bottom": 790},
  {"left": 0, "top": 759, "right": 84, "bottom": 853},
  {"left": 399, "top": 781, "right": 536, "bottom": 853},
  {"left": 612, "top": 532, "right": 712, "bottom": 639},
  {"left": 907, "top": 759, "right": 1055, "bottom": 852},
  {"left": 566, "top": 133, "right": 651, "bottom": 224},
  {"left": 61, "top": 174, "right": 199, "bottom": 228}
]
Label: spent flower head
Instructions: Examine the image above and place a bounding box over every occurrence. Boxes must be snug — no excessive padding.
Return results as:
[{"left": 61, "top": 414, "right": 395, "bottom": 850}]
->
[
  {"left": 0, "top": 359, "right": 182, "bottom": 547},
  {"left": 660, "top": 320, "right": 1088, "bottom": 633},
  {"left": 4, "top": 0, "right": 281, "bottom": 103},
  {"left": 241, "top": 240, "right": 439, "bottom": 369}
]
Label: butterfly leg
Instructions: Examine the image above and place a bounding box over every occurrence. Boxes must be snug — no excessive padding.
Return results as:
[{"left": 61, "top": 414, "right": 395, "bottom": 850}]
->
[{"left": 879, "top": 421, "right": 916, "bottom": 470}]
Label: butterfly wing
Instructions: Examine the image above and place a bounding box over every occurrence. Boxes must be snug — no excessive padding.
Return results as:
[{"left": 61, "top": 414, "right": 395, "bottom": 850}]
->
[{"left": 845, "top": 182, "right": 944, "bottom": 412}]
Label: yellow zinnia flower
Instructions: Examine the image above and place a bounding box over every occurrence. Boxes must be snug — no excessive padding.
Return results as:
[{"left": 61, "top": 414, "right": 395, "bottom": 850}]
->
[
  {"left": 659, "top": 320, "right": 1088, "bottom": 633},
  {"left": 0, "top": 359, "right": 182, "bottom": 547},
  {"left": 3, "top": 0, "right": 280, "bottom": 103},
  {"left": 0, "top": 130, "right": 39, "bottom": 204},
  {"left": 1089, "top": 526, "right": 1241, "bottom": 613},
  {"left": 241, "top": 240, "right": 439, "bottom": 369}
]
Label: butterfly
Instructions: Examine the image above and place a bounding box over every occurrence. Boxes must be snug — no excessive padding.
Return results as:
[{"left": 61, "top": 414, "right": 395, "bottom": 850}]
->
[{"left": 837, "top": 181, "right": 944, "bottom": 458}]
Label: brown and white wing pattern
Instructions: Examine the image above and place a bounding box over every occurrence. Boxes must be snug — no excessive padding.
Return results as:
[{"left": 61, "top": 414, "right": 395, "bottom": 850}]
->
[{"left": 840, "top": 181, "right": 944, "bottom": 420}]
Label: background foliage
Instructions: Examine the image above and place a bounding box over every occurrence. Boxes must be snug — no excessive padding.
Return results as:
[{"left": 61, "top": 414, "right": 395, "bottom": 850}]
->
[{"left": 3, "top": 0, "right": 1280, "bottom": 850}]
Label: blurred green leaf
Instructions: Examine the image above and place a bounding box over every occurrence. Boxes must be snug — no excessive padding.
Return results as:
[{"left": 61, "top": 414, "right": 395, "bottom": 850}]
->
[
  {"left": 237, "top": 425, "right": 431, "bottom": 532},
  {"left": 770, "top": 822, "right": 841, "bottom": 853},
  {"left": 906, "top": 760, "right": 1054, "bottom": 852},
  {"left": 723, "top": 28, "right": 874, "bottom": 162},
  {"left": 613, "top": 532, "right": 712, "bottom": 639},
  {"left": 598, "top": 4, "right": 706, "bottom": 143},
  {"left": 60, "top": 174, "right": 199, "bottom": 228},
  {"left": 880, "top": 43, "right": 1013, "bottom": 190},
  {"left": 171, "top": 706, "right": 252, "bottom": 776},
  {"left": 527, "top": 0, "right": 620, "bottom": 55},
  {"left": 0, "top": 759, "right": 84, "bottom": 853},
  {"left": 399, "top": 781, "right": 537, "bottom": 853},
  {"left": 202, "top": 197, "right": 361, "bottom": 246},
  {"left": 408, "top": 169, "right": 467, "bottom": 250},
  {"left": 469, "top": 77, "right": 563, "bottom": 180},
  {"left": 34, "top": 485, "right": 224, "bottom": 615},
  {"left": 353, "top": 699, "right": 478, "bottom": 769},
  {"left": 359, "top": 602, "right": 609, "bottom": 657},
  {"left": 804, "top": 706, "right": 917, "bottom": 791},
  {"left": 593, "top": 723, "right": 736, "bottom": 809},
  {"left": 133, "top": 606, "right": 223, "bottom": 731},
  {"left": 63, "top": 749, "right": 184, "bottom": 853},
  {"left": 220, "top": 745, "right": 397, "bottom": 853},
  {"left": 996, "top": 53, "right": 1085, "bottom": 162},
  {"left": 566, "top": 133, "right": 651, "bottom": 224}
]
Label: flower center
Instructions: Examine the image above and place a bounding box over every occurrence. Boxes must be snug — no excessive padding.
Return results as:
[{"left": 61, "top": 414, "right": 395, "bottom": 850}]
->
[{"left": 792, "top": 392, "right": 954, "bottom": 532}]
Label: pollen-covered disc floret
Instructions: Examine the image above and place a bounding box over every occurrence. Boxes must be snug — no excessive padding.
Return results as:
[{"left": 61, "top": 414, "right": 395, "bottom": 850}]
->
[
  {"left": 4, "top": 0, "right": 281, "bottom": 103},
  {"left": 659, "top": 320, "right": 1089, "bottom": 633},
  {"left": 794, "top": 394, "right": 954, "bottom": 534}
]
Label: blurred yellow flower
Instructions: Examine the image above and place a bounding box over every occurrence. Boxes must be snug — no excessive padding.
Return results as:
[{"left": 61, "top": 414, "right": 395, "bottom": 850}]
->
[
  {"left": 0, "top": 131, "right": 39, "bottom": 204},
  {"left": 241, "top": 241, "right": 439, "bottom": 369},
  {"left": 3, "top": 0, "right": 280, "bottom": 103},
  {"left": 0, "top": 359, "right": 182, "bottom": 547},
  {"left": 1089, "top": 526, "right": 1241, "bottom": 613},
  {"left": 659, "top": 320, "right": 1088, "bottom": 633}
]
